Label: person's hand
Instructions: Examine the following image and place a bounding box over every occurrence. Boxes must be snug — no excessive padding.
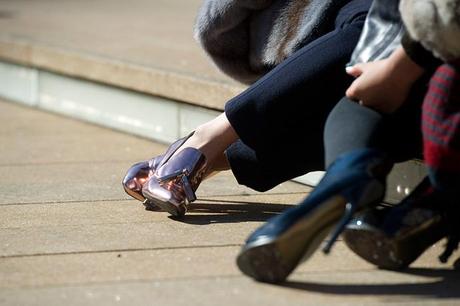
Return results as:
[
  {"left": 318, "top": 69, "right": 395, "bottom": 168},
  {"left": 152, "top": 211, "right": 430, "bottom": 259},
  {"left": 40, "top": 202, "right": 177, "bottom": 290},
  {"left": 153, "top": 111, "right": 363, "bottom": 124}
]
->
[{"left": 345, "top": 47, "right": 424, "bottom": 113}]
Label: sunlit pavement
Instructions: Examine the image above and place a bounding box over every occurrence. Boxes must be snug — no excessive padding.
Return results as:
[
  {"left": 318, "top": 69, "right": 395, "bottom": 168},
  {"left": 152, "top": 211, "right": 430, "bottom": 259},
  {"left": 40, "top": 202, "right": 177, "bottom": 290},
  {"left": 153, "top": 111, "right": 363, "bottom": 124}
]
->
[{"left": 0, "top": 99, "right": 459, "bottom": 306}]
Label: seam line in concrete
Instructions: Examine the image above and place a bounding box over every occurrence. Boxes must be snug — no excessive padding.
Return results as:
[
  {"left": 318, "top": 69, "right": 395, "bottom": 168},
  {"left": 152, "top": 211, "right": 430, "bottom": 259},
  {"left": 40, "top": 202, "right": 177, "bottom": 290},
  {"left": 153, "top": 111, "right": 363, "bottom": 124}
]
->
[
  {"left": 199, "top": 192, "right": 309, "bottom": 199},
  {"left": 0, "top": 160, "right": 144, "bottom": 167},
  {"left": 0, "top": 198, "right": 130, "bottom": 206},
  {"left": 0, "top": 244, "right": 243, "bottom": 260},
  {"left": 0, "top": 268, "right": 383, "bottom": 292},
  {"left": 197, "top": 197, "right": 303, "bottom": 205},
  {"left": 0, "top": 274, "right": 248, "bottom": 291},
  {"left": 0, "top": 192, "right": 308, "bottom": 207},
  {"left": 197, "top": 192, "right": 309, "bottom": 203},
  {"left": 0, "top": 220, "right": 173, "bottom": 230}
]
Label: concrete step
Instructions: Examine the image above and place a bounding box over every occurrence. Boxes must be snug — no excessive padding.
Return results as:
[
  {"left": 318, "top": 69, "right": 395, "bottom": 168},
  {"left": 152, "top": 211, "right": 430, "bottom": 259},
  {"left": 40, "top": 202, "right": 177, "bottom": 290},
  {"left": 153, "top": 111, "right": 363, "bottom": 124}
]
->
[
  {"left": 0, "top": 0, "right": 243, "bottom": 143},
  {"left": 0, "top": 0, "right": 244, "bottom": 109}
]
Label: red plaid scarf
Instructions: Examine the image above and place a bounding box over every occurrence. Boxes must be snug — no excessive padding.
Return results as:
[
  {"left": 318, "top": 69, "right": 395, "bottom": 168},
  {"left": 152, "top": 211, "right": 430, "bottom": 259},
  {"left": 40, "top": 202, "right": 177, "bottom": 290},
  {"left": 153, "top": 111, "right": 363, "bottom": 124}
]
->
[
  {"left": 422, "top": 64, "right": 460, "bottom": 172},
  {"left": 420, "top": 64, "right": 460, "bottom": 263}
]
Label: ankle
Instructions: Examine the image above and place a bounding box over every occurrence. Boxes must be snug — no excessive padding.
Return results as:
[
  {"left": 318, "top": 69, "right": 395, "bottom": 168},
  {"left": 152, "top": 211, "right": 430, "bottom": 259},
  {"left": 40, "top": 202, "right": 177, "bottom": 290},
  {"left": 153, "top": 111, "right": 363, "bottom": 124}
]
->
[
  {"left": 171, "top": 129, "right": 219, "bottom": 169},
  {"left": 190, "top": 120, "right": 236, "bottom": 159}
]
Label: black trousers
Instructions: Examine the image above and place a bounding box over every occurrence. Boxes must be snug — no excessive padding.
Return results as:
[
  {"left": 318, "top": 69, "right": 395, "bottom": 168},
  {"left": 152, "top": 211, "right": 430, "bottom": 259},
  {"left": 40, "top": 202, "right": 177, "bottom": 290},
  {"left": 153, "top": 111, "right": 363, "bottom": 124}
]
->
[{"left": 224, "top": 0, "right": 372, "bottom": 191}]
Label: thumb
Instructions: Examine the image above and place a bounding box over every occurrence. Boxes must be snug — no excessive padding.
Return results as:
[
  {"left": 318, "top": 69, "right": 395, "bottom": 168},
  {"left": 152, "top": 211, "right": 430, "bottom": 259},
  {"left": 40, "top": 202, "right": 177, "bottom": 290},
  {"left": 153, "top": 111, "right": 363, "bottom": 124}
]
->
[{"left": 345, "top": 64, "right": 363, "bottom": 78}]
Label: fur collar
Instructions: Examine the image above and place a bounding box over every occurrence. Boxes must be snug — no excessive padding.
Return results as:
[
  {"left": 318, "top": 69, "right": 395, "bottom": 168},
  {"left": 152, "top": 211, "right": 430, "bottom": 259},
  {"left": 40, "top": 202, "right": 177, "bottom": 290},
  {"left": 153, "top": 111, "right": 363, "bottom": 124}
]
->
[
  {"left": 400, "top": 0, "right": 460, "bottom": 62},
  {"left": 195, "top": 0, "right": 347, "bottom": 84}
]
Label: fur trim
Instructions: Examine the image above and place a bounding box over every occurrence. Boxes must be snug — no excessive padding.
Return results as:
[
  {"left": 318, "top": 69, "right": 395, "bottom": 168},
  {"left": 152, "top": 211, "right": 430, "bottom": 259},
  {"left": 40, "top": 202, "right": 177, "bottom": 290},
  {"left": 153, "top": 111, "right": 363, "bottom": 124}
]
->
[
  {"left": 194, "top": 0, "right": 344, "bottom": 84},
  {"left": 400, "top": 0, "right": 460, "bottom": 62}
]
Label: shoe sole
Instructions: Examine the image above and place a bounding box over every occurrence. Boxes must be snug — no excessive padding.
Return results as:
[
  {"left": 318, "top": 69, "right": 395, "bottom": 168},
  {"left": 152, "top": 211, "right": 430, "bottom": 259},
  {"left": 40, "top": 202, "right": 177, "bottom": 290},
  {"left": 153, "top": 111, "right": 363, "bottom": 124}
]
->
[
  {"left": 149, "top": 197, "right": 186, "bottom": 217},
  {"left": 122, "top": 184, "right": 160, "bottom": 211},
  {"left": 142, "top": 200, "right": 162, "bottom": 211},
  {"left": 343, "top": 228, "right": 404, "bottom": 269},
  {"left": 343, "top": 216, "right": 445, "bottom": 270},
  {"left": 236, "top": 195, "right": 346, "bottom": 283}
]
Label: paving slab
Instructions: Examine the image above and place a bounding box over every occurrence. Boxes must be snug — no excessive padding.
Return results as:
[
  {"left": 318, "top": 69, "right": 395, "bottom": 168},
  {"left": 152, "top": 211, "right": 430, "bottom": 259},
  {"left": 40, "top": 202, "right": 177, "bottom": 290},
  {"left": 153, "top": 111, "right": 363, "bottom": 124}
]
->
[
  {"left": 1, "top": 266, "right": 459, "bottom": 306},
  {"left": 0, "top": 200, "right": 155, "bottom": 229},
  {"left": 0, "top": 193, "right": 309, "bottom": 230},
  {"left": 0, "top": 220, "right": 241, "bottom": 257},
  {"left": 0, "top": 193, "right": 311, "bottom": 257},
  {"left": 0, "top": 100, "right": 165, "bottom": 165},
  {"left": 1, "top": 242, "right": 457, "bottom": 301},
  {"left": 0, "top": 161, "right": 130, "bottom": 205},
  {"left": 0, "top": 101, "right": 160, "bottom": 203},
  {"left": 0, "top": 161, "right": 306, "bottom": 205},
  {"left": 197, "top": 172, "right": 308, "bottom": 198},
  {"left": 0, "top": 243, "right": 376, "bottom": 289}
]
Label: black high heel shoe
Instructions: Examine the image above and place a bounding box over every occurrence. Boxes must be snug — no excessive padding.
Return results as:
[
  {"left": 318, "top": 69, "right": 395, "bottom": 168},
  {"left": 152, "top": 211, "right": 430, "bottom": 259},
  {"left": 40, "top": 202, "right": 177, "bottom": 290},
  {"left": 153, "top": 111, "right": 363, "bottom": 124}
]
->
[
  {"left": 343, "top": 177, "right": 459, "bottom": 270},
  {"left": 236, "top": 148, "right": 392, "bottom": 283}
]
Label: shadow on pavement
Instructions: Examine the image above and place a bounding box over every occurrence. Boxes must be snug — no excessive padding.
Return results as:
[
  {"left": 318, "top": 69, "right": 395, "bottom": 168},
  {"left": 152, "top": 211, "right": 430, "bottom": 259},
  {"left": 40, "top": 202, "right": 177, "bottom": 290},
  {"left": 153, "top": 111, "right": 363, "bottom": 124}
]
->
[
  {"left": 281, "top": 267, "right": 460, "bottom": 298},
  {"left": 166, "top": 199, "right": 295, "bottom": 224}
]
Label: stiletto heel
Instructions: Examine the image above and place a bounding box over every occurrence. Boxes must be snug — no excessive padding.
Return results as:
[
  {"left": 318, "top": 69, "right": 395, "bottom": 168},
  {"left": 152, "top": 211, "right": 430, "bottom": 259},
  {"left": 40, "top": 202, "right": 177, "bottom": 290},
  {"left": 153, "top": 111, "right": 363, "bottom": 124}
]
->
[
  {"left": 236, "top": 148, "right": 391, "bottom": 283},
  {"left": 322, "top": 172, "right": 386, "bottom": 254},
  {"left": 323, "top": 202, "right": 355, "bottom": 254}
]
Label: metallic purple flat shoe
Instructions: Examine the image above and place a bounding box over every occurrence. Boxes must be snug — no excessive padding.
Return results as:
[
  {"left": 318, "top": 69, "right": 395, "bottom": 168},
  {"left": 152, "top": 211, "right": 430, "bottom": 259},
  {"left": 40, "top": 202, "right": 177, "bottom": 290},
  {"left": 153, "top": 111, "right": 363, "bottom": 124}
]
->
[{"left": 142, "top": 134, "right": 208, "bottom": 217}]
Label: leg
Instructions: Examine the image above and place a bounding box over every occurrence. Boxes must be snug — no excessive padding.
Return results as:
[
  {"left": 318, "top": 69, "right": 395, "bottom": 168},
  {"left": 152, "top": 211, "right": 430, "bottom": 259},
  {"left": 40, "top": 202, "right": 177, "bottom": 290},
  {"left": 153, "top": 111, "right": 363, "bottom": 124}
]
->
[
  {"left": 324, "top": 80, "right": 426, "bottom": 167},
  {"left": 225, "top": 0, "right": 371, "bottom": 191},
  {"left": 179, "top": 113, "right": 237, "bottom": 170},
  {"left": 159, "top": 0, "right": 371, "bottom": 192},
  {"left": 341, "top": 66, "right": 460, "bottom": 269},
  {"left": 124, "top": 0, "right": 371, "bottom": 214},
  {"left": 236, "top": 75, "right": 428, "bottom": 282}
]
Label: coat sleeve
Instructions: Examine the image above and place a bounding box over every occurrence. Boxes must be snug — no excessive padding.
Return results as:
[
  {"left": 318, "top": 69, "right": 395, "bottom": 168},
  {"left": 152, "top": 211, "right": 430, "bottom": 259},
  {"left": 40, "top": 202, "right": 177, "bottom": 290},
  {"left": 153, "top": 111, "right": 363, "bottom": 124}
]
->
[
  {"left": 401, "top": 31, "right": 442, "bottom": 71},
  {"left": 194, "top": 0, "right": 273, "bottom": 84},
  {"left": 400, "top": 0, "right": 460, "bottom": 62}
]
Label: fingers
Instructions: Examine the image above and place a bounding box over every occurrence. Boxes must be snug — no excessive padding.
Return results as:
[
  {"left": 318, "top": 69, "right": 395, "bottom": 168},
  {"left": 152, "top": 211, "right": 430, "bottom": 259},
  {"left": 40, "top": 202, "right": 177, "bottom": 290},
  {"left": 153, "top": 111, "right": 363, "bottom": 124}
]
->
[
  {"left": 344, "top": 62, "right": 375, "bottom": 103},
  {"left": 345, "top": 79, "right": 360, "bottom": 100},
  {"left": 345, "top": 64, "right": 363, "bottom": 78}
]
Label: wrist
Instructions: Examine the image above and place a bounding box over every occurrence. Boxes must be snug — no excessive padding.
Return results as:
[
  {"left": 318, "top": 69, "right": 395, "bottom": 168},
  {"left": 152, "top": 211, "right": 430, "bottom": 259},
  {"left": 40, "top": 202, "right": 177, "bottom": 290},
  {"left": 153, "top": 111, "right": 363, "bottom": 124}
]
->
[{"left": 389, "top": 47, "right": 424, "bottom": 83}]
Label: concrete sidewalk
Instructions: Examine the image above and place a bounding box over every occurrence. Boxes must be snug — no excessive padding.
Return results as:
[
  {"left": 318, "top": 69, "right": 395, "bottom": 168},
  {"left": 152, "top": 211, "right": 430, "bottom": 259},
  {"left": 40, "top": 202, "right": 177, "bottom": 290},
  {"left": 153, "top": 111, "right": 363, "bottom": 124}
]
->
[{"left": 1, "top": 98, "right": 459, "bottom": 305}]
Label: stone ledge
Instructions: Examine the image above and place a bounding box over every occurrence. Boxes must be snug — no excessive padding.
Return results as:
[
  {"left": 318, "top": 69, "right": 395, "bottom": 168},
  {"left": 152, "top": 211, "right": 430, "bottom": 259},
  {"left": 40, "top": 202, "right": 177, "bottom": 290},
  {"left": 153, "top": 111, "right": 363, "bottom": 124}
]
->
[{"left": 0, "top": 38, "right": 245, "bottom": 111}]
